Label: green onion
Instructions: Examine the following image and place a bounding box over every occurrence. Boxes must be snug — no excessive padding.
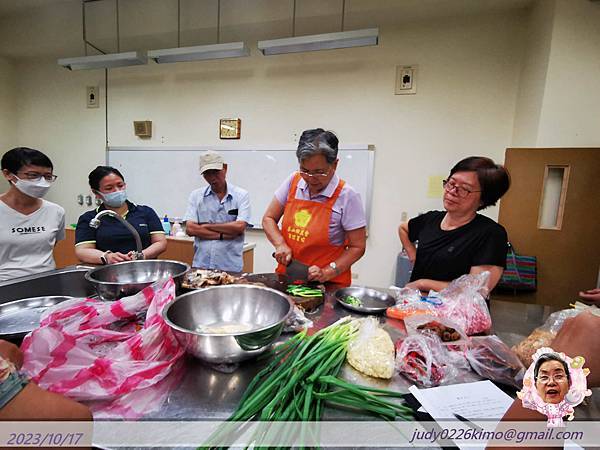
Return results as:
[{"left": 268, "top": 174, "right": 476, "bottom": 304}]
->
[
  {"left": 342, "top": 295, "right": 362, "bottom": 306},
  {"left": 201, "top": 318, "right": 413, "bottom": 449}
]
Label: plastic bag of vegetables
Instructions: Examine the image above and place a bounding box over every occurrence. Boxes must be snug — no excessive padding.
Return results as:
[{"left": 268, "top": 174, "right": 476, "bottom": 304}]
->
[{"left": 346, "top": 317, "right": 395, "bottom": 379}]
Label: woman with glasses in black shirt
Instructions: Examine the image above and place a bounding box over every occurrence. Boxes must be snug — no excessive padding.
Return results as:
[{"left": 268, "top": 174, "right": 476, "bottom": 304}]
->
[{"left": 398, "top": 156, "right": 510, "bottom": 293}]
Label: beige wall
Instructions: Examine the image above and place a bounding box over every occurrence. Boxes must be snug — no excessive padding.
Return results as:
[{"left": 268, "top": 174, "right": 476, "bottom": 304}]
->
[
  {"left": 535, "top": 0, "right": 600, "bottom": 147},
  {"left": 14, "top": 60, "right": 106, "bottom": 224},
  {"left": 0, "top": 56, "right": 16, "bottom": 154},
  {"left": 13, "top": 10, "right": 525, "bottom": 286},
  {"left": 511, "top": 0, "right": 600, "bottom": 148},
  {"left": 511, "top": 0, "right": 555, "bottom": 147}
]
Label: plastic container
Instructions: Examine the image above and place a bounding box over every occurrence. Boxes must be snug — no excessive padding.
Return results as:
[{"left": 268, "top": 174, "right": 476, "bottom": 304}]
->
[
  {"left": 162, "top": 215, "right": 171, "bottom": 235},
  {"left": 172, "top": 220, "right": 185, "bottom": 237}
]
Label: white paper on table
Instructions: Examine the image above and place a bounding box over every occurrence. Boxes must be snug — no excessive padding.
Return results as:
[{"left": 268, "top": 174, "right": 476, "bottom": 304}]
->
[
  {"left": 409, "top": 380, "right": 514, "bottom": 450},
  {"left": 409, "top": 380, "right": 513, "bottom": 420}
]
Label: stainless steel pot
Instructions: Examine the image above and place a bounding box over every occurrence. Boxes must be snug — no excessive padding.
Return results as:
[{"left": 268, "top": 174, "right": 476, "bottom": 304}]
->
[
  {"left": 162, "top": 284, "right": 292, "bottom": 364},
  {"left": 85, "top": 260, "right": 189, "bottom": 301}
]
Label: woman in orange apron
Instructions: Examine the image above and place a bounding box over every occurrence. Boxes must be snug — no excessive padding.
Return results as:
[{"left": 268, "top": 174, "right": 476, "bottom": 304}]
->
[{"left": 262, "top": 129, "right": 367, "bottom": 286}]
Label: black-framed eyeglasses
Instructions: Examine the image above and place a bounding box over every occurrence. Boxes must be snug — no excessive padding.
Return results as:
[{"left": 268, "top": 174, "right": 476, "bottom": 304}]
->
[
  {"left": 442, "top": 179, "right": 480, "bottom": 198},
  {"left": 297, "top": 169, "right": 331, "bottom": 179},
  {"left": 17, "top": 171, "right": 58, "bottom": 183}
]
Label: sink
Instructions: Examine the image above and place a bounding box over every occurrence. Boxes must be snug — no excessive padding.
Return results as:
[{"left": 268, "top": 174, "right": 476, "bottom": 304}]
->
[{"left": 0, "top": 266, "right": 96, "bottom": 305}]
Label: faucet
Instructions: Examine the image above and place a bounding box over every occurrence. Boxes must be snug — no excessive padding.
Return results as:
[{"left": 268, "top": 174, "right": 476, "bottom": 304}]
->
[{"left": 89, "top": 210, "right": 144, "bottom": 260}]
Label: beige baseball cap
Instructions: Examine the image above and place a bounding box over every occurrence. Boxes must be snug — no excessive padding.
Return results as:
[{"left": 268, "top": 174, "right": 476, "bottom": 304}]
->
[{"left": 199, "top": 150, "right": 224, "bottom": 174}]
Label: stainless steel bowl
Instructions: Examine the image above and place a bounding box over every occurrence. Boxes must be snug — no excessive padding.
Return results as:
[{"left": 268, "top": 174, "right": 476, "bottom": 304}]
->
[
  {"left": 85, "top": 260, "right": 190, "bottom": 301},
  {"left": 334, "top": 286, "right": 396, "bottom": 314},
  {"left": 0, "top": 296, "right": 74, "bottom": 339},
  {"left": 163, "top": 284, "right": 293, "bottom": 364}
]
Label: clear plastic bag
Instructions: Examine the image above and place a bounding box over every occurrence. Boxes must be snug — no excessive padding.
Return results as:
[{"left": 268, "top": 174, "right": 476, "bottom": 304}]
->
[
  {"left": 512, "top": 308, "right": 582, "bottom": 366},
  {"left": 347, "top": 317, "right": 395, "bottom": 379},
  {"left": 21, "top": 278, "right": 185, "bottom": 419},
  {"left": 395, "top": 333, "right": 460, "bottom": 387},
  {"left": 387, "top": 286, "right": 439, "bottom": 320},
  {"left": 404, "top": 313, "right": 468, "bottom": 344},
  {"left": 435, "top": 272, "right": 492, "bottom": 335},
  {"left": 465, "top": 335, "right": 525, "bottom": 388},
  {"left": 284, "top": 305, "right": 314, "bottom": 332}
]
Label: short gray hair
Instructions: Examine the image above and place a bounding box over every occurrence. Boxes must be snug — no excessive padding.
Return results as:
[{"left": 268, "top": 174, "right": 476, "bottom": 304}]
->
[{"left": 296, "top": 128, "right": 339, "bottom": 164}]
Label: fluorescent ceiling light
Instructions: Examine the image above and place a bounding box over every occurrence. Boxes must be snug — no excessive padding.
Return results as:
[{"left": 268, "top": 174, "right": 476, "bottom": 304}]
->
[
  {"left": 258, "top": 28, "right": 378, "bottom": 56},
  {"left": 58, "top": 51, "right": 147, "bottom": 70},
  {"left": 148, "top": 42, "right": 250, "bottom": 63}
]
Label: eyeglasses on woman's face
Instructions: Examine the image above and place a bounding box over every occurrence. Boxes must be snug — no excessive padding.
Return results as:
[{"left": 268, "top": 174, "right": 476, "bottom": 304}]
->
[
  {"left": 297, "top": 168, "right": 331, "bottom": 179},
  {"left": 536, "top": 372, "right": 568, "bottom": 385},
  {"left": 442, "top": 179, "right": 480, "bottom": 198},
  {"left": 16, "top": 171, "right": 58, "bottom": 183}
]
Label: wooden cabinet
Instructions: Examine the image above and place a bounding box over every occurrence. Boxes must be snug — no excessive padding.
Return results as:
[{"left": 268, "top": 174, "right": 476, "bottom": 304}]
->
[{"left": 54, "top": 229, "right": 254, "bottom": 273}]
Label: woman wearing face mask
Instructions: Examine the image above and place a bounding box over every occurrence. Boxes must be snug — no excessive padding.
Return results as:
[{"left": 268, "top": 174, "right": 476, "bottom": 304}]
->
[
  {"left": 75, "top": 166, "right": 167, "bottom": 265},
  {"left": 0, "top": 147, "right": 65, "bottom": 281}
]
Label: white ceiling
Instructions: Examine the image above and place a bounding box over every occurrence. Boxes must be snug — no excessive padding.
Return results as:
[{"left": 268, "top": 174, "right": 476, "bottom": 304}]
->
[{"left": 0, "top": 0, "right": 534, "bottom": 60}]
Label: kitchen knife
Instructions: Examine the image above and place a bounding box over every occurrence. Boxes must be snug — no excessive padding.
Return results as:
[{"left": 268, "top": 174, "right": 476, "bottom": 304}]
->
[
  {"left": 272, "top": 253, "right": 310, "bottom": 283},
  {"left": 285, "top": 258, "right": 310, "bottom": 283}
]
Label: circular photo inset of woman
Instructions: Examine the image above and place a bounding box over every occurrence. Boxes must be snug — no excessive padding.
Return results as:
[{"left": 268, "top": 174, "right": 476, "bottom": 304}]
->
[{"left": 517, "top": 347, "right": 591, "bottom": 427}]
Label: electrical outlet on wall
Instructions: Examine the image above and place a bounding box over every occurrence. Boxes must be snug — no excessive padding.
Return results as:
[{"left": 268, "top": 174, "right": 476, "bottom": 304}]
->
[
  {"left": 87, "top": 86, "right": 99, "bottom": 108},
  {"left": 395, "top": 65, "right": 418, "bottom": 95}
]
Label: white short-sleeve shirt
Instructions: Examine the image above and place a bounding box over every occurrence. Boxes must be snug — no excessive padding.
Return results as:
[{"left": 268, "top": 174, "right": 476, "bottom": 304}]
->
[{"left": 0, "top": 199, "right": 66, "bottom": 281}]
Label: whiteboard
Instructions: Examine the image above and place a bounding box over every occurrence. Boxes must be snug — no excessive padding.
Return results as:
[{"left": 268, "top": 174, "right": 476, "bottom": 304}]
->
[{"left": 107, "top": 146, "right": 374, "bottom": 228}]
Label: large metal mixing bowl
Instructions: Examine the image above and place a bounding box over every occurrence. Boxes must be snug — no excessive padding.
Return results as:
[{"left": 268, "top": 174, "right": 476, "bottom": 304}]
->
[
  {"left": 85, "top": 260, "right": 189, "bottom": 301},
  {"left": 163, "top": 284, "right": 293, "bottom": 364}
]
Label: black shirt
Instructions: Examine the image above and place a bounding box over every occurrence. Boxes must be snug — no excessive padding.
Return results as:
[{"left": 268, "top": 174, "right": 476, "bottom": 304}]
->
[
  {"left": 75, "top": 201, "right": 164, "bottom": 254},
  {"left": 408, "top": 210, "right": 507, "bottom": 282}
]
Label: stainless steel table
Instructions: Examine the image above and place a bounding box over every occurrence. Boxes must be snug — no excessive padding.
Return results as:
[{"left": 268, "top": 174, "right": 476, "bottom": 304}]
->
[
  {"left": 99, "top": 288, "right": 599, "bottom": 450},
  {"left": 145, "top": 290, "right": 591, "bottom": 421}
]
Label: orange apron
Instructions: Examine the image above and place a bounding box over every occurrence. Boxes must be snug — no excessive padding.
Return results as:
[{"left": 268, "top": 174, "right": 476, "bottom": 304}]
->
[{"left": 275, "top": 174, "right": 351, "bottom": 286}]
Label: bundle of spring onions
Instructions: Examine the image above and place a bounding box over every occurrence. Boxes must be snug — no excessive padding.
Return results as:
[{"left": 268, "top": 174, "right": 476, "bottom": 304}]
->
[{"left": 203, "top": 318, "right": 413, "bottom": 448}]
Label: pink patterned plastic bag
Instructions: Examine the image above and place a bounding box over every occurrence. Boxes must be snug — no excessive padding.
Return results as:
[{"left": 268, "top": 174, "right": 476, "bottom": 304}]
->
[{"left": 21, "top": 278, "right": 185, "bottom": 419}]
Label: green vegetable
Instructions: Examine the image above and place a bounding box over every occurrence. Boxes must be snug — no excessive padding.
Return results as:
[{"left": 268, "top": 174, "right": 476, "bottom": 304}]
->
[
  {"left": 286, "top": 284, "right": 324, "bottom": 297},
  {"left": 342, "top": 295, "right": 362, "bottom": 306},
  {"left": 202, "top": 318, "right": 413, "bottom": 449}
]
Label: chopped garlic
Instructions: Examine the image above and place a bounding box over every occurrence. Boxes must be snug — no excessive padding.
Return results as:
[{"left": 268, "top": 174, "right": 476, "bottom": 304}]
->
[{"left": 347, "top": 318, "right": 395, "bottom": 379}]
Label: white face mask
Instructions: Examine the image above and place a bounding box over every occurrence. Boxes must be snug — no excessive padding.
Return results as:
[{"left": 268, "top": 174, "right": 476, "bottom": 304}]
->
[
  {"left": 12, "top": 175, "right": 52, "bottom": 199},
  {"left": 100, "top": 189, "right": 127, "bottom": 207}
]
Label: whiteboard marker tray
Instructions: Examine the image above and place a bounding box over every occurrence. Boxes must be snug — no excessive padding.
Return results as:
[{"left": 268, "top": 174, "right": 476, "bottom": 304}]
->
[{"left": 0, "top": 296, "right": 73, "bottom": 339}]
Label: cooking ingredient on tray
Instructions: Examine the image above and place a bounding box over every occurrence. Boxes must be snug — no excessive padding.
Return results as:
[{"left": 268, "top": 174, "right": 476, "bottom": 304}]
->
[
  {"left": 204, "top": 317, "right": 412, "bottom": 446},
  {"left": 347, "top": 317, "right": 395, "bottom": 379},
  {"left": 342, "top": 295, "right": 362, "bottom": 307},
  {"left": 285, "top": 284, "right": 324, "bottom": 298},
  {"left": 182, "top": 269, "right": 237, "bottom": 288},
  {"left": 417, "top": 320, "right": 461, "bottom": 342},
  {"left": 195, "top": 322, "right": 253, "bottom": 334}
]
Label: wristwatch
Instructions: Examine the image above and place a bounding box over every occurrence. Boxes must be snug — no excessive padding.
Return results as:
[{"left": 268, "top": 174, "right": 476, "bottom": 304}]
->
[
  {"left": 100, "top": 250, "right": 112, "bottom": 265},
  {"left": 329, "top": 261, "right": 340, "bottom": 276}
]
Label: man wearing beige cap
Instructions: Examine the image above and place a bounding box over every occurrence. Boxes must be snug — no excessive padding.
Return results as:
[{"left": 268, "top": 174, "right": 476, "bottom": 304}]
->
[{"left": 184, "top": 151, "right": 251, "bottom": 272}]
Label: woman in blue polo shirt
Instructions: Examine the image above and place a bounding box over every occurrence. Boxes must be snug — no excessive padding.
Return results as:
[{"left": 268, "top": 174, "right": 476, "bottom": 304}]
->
[{"left": 75, "top": 166, "right": 167, "bottom": 265}]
